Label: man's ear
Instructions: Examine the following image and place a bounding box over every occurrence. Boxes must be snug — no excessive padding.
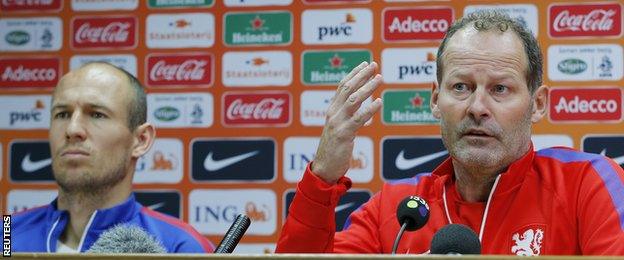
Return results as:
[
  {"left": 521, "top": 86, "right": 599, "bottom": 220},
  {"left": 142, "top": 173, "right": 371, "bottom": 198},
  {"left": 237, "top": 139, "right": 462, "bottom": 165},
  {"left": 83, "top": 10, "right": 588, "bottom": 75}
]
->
[
  {"left": 531, "top": 85, "right": 548, "bottom": 123},
  {"left": 431, "top": 82, "right": 441, "bottom": 119},
  {"left": 131, "top": 123, "right": 155, "bottom": 159}
]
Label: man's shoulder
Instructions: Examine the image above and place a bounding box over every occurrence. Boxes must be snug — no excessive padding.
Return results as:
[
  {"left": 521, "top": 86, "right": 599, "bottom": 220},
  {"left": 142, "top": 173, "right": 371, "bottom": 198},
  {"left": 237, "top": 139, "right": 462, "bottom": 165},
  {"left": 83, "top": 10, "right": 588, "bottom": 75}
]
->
[
  {"left": 534, "top": 146, "right": 621, "bottom": 174},
  {"left": 136, "top": 205, "right": 215, "bottom": 253},
  {"left": 11, "top": 204, "right": 51, "bottom": 228}
]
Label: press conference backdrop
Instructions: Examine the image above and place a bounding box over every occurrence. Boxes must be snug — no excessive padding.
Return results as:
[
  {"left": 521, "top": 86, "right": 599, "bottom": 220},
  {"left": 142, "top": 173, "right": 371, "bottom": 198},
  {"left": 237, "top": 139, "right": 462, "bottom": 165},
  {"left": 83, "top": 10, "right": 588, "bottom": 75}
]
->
[{"left": 0, "top": 0, "right": 622, "bottom": 254}]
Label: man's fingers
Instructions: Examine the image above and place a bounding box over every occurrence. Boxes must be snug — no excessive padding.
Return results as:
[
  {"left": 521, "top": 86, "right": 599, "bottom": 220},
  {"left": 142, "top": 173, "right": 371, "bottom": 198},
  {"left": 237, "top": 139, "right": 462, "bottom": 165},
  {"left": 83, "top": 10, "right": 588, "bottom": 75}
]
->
[
  {"left": 336, "top": 62, "right": 378, "bottom": 102},
  {"left": 337, "top": 61, "right": 368, "bottom": 89},
  {"left": 343, "top": 74, "right": 383, "bottom": 115},
  {"left": 351, "top": 98, "right": 383, "bottom": 127}
]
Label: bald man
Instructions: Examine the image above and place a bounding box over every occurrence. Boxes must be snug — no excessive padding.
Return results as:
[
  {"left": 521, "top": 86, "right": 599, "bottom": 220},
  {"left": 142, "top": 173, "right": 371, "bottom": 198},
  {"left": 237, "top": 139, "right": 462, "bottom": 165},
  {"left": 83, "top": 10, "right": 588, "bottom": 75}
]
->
[{"left": 12, "top": 62, "right": 214, "bottom": 253}]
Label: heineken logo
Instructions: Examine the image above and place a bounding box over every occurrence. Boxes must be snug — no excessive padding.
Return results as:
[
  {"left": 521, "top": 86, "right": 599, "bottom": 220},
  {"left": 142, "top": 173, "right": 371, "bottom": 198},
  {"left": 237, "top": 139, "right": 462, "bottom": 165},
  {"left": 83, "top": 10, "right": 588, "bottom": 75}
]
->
[
  {"left": 382, "top": 89, "right": 438, "bottom": 125},
  {"left": 154, "top": 106, "right": 180, "bottom": 121},
  {"left": 224, "top": 11, "right": 292, "bottom": 46},
  {"left": 557, "top": 58, "right": 587, "bottom": 74},
  {"left": 6, "top": 31, "right": 30, "bottom": 45},
  {"left": 302, "top": 50, "right": 371, "bottom": 85}
]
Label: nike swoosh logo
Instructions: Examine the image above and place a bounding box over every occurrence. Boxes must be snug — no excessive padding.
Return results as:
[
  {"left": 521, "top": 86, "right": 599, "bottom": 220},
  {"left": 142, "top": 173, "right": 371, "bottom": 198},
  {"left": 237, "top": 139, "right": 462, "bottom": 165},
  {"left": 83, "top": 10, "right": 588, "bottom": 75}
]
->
[
  {"left": 147, "top": 202, "right": 166, "bottom": 211},
  {"left": 335, "top": 202, "right": 355, "bottom": 213},
  {"left": 395, "top": 150, "right": 449, "bottom": 171},
  {"left": 203, "top": 150, "right": 259, "bottom": 172},
  {"left": 600, "top": 149, "right": 624, "bottom": 165},
  {"left": 21, "top": 153, "right": 52, "bottom": 173}
]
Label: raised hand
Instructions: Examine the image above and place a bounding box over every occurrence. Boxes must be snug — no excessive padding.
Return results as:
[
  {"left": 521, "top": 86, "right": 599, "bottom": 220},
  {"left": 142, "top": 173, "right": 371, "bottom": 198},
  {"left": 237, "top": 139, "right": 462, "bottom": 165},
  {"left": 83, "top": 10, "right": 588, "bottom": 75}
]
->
[{"left": 311, "top": 61, "right": 383, "bottom": 184}]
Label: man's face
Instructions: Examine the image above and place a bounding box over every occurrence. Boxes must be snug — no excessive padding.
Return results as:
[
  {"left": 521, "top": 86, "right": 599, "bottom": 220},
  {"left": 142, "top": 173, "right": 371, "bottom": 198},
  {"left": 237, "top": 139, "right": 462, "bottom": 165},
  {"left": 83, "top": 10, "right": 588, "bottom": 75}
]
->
[
  {"left": 433, "top": 27, "right": 539, "bottom": 171},
  {"left": 49, "top": 65, "right": 135, "bottom": 193}
]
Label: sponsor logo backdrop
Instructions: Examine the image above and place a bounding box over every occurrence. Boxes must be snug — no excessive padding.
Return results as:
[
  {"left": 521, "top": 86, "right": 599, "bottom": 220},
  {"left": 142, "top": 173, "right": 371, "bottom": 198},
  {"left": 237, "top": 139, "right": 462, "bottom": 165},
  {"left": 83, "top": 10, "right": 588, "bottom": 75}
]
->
[{"left": 1, "top": 0, "right": 622, "bottom": 253}]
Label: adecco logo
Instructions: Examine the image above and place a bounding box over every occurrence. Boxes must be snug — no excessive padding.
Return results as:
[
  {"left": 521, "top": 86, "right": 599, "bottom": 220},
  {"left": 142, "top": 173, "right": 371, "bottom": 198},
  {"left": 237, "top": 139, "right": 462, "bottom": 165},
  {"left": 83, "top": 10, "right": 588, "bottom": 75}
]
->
[
  {"left": 549, "top": 87, "right": 622, "bottom": 122},
  {"left": 0, "top": 57, "right": 61, "bottom": 88},
  {"left": 382, "top": 7, "right": 453, "bottom": 42},
  {"left": 549, "top": 2, "right": 622, "bottom": 38}
]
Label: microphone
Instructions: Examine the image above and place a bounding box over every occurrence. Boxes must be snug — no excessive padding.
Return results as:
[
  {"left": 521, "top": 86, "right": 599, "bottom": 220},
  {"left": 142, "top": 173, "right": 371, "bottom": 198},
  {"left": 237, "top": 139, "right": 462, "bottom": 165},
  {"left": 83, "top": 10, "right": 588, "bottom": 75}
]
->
[
  {"left": 214, "top": 214, "right": 251, "bottom": 253},
  {"left": 87, "top": 224, "right": 166, "bottom": 253},
  {"left": 391, "top": 196, "right": 430, "bottom": 254},
  {"left": 430, "top": 224, "right": 481, "bottom": 254}
]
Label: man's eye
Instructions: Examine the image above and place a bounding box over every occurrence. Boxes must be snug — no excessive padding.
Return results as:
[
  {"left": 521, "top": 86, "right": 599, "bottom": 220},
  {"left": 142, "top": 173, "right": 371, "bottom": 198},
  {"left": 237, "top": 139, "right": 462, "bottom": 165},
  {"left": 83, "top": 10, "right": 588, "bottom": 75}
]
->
[
  {"left": 493, "top": 84, "right": 508, "bottom": 93},
  {"left": 92, "top": 112, "right": 106, "bottom": 119},
  {"left": 452, "top": 83, "right": 468, "bottom": 92},
  {"left": 54, "top": 112, "right": 69, "bottom": 119}
]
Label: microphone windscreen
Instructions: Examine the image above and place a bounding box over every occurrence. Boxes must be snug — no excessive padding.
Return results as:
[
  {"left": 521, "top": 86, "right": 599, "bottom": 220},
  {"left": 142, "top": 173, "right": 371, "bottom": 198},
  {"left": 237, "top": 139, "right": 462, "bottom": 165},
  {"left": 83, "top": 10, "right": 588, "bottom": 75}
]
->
[
  {"left": 87, "top": 224, "right": 166, "bottom": 253},
  {"left": 430, "top": 224, "right": 481, "bottom": 254},
  {"left": 396, "top": 196, "right": 429, "bottom": 231}
]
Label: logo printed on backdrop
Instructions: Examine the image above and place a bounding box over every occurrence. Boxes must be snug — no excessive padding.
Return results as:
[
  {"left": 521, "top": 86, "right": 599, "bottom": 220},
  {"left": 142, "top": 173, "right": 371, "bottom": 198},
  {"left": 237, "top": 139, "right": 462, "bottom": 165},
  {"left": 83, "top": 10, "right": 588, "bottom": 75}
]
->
[
  {"left": 0, "top": 17, "right": 62, "bottom": 52},
  {"left": 71, "top": 16, "right": 136, "bottom": 49},
  {"left": 531, "top": 135, "right": 574, "bottom": 151},
  {"left": 301, "top": 49, "right": 371, "bottom": 85},
  {"left": 70, "top": 54, "right": 137, "bottom": 76},
  {"left": 147, "top": 93, "right": 213, "bottom": 128},
  {"left": 547, "top": 44, "right": 623, "bottom": 81},
  {"left": 301, "top": 9, "right": 373, "bottom": 45},
  {"left": 148, "top": 0, "right": 214, "bottom": 8},
  {"left": 0, "top": 95, "right": 51, "bottom": 130},
  {"left": 0, "top": 0, "right": 62, "bottom": 12},
  {"left": 582, "top": 135, "right": 624, "bottom": 169},
  {"left": 189, "top": 189, "right": 276, "bottom": 235},
  {"left": 549, "top": 87, "right": 622, "bottom": 122},
  {"left": 222, "top": 92, "right": 291, "bottom": 127},
  {"left": 224, "top": 11, "right": 292, "bottom": 46},
  {"left": 9, "top": 141, "right": 54, "bottom": 182},
  {"left": 191, "top": 139, "right": 275, "bottom": 182},
  {"left": 134, "top": 139, "right": 183, "bottom": 184},
  {"left": 382, "top": 7, "right": 453, "bottom": 42},
  {"left": 0, "top": 57, "right": 60, "bottom": 88},
  {"left": 300, "top": 90, "right": 373, "bottom": 126},
  {"left": 549, "top": 3, "right": 622, "bottom": 38},
  {"left": 464, "top": 4, "right": 539, "bottom": 36},
  {"left": 6, "top": 190, "right": 57, "bottom": 214},
  {"left": 382, "top": 137, "right": 448, "bottom": 180},
  {"left": 222, "top": 51, "right": 292, "bottom": 87},
  {"left": 71, "top": 0, "right": 138, "bottom": 11},
  {"left": 283, "top": 136, "right": 373, "bottom": 183},
  {"left": 381, "top": 48, "right": 437, "bottom": 84},
  {"left": 146, "top": 53, "right": 213, "bottom": 87},
  {"left": 135, "top": 191, "right": 181, "bottom": 218},
  {"left": 284, "top": 189, "right": 371, "bottom": 231},
  {"left": 146, "top": 13, "right": 214, "bottom": 49},
  {"left": 382, "top": 89, "right": 438, "bottom": 125},
  {"left": 224, "top": 0, "right": 291, "bottom": 7}
]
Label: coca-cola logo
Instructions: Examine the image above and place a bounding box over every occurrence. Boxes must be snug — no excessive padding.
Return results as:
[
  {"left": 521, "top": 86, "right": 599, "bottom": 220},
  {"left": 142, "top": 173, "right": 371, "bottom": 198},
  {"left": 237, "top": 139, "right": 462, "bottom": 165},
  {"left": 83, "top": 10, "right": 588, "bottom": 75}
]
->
[
  {"left": 1, "top": 0, "right": 62, "bottom": 12},
  {"left": 0, "top": 57, "right": 60, "bottom": 88},
  {"left": 223, "top": 92, "right": 291, "bottom": 126},
  {"left": 383, "top": 7, "right": 453, "bottom": 41},
  {"left": 71, "top": 17, "right": 136, "bottom": 49},
  {"left": 146, "top": 54, "right": 213, "bottom": 87},
  {"left": 549, "top": 3, "right": 622, "bottom": 37},
  {"left": 549, "top": 88, "right": 622, "bottom": 122}
]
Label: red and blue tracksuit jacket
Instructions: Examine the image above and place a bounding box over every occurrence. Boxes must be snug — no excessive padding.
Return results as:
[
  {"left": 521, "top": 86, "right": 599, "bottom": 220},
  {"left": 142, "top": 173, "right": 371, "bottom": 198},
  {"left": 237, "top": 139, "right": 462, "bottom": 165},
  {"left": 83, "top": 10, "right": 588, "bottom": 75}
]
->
[
  {"left": 11, "top": 194, "right": 214, "bottom": 253},
  {"left": 277, "top": 146, "right": 624, "bottom": 255}
]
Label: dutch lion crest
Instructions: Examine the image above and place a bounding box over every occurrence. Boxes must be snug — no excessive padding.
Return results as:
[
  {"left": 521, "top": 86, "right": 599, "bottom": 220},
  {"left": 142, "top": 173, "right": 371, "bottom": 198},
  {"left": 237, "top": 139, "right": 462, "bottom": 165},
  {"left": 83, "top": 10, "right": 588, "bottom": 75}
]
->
[{"left": 511, "top": 228, "right": 544, "bottom": 256}]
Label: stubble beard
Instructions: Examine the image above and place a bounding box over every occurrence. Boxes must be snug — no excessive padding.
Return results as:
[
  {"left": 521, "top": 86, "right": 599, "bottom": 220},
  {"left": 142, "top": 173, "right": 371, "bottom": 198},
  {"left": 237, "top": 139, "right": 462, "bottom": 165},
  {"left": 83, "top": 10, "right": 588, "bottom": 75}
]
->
[{"left": 53, "top": 155, "right": 129, "bottom": 197}]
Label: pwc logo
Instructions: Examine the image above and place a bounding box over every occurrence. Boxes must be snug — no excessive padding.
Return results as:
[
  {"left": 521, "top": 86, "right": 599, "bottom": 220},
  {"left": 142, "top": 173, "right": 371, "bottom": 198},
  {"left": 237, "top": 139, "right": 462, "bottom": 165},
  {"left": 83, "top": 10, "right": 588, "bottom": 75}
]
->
[
  {"left": 549, "top": 87, "right": 622, "bottom": 122},
  {"left": 381, "top": 47, "right": 437, "bottom": 84},
  {"left": 0, "top": 57, "right": 60, "bottom": 88},
  {"left": 301, "top": 9, "right": 372, "bottom": 45},
  {"left": 191, "top": 138, "right": 275, "bottom": 182},
  {"left": 146, "top": 53, "right": 213, "bottom": 87},
  {"left": 382, "top": 137, "right": 448, "bottom": 180},
  {"left": 71, "top": 16, "right": 137, "bottom": 49},
  {"left": 283, "top": 189, "right": 371, "bottom": 231},
  {"left": 1, "top": 0, "right": 62, "bottom": 12},
  {"left": 222, "top": 91, "right": 291, "bottom": 127},
  {"left": 135, "top": 190, "right": 181, "bottom": 219},
  {"left": 582, "top": 135, "right": 624, "bottom": 169},
  {"left": 0, "top": 95, "right": 51, "bottom": 129},
  {"left": 382, "top": 7, "right": 453, "bottom": 42},
  {"left": 549, "top": 3, "right": 622, "bottom": 38},
  {"left": 9, "top": 140, "right": 54, "bottom": 182},
  {"left": 189, "top": 189, "right": 276, "bottom": 235}
]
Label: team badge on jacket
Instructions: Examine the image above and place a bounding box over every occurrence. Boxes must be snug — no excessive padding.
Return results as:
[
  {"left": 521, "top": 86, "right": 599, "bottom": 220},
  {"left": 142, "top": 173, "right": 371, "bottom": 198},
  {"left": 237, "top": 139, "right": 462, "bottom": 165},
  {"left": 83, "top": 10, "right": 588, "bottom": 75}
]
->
[{"left": 511, "top": 226, "right": 545, "bottom": 256}]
